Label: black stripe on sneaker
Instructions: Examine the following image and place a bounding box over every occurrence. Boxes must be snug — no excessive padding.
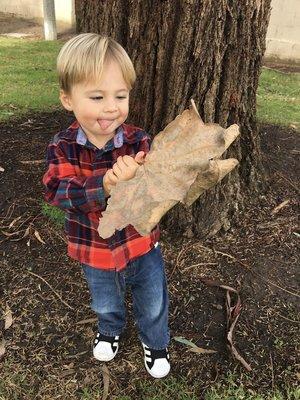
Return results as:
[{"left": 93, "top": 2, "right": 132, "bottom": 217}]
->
[
  {"left": 144, "top": 345, "right": 169, "bottom": 370},
  {"left": 94, "top": 333, "right": 119, "bottom": 352}
]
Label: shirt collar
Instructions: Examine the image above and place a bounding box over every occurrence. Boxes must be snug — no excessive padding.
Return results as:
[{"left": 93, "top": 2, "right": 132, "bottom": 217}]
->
[{"left": 76, "top": 125, "right": 124, "bottom": 150}]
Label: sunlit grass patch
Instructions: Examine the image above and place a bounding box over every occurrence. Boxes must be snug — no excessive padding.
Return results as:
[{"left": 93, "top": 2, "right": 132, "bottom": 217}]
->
[
  {"left": 0, "top": 37, "right": 63, "bottom": 121},
  {"left": 257, "top": 68, "right": 300, "bottom": 129}
]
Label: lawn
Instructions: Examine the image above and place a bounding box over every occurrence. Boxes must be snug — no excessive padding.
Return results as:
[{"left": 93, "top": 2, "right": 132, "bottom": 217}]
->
[
  {"left": 0, "top": 37, "right": 299, "bottom": 128},
  {"left": 0, "top": 37, "right": 61, "bottom": 120}
]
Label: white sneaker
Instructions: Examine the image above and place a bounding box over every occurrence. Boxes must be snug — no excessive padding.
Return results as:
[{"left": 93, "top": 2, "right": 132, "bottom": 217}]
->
[
  {"left": 142, "top": 343, "right": 170, "bottom": 378},
  {"left": 93, "top": 333, "right": 119, "bottom": 362}
]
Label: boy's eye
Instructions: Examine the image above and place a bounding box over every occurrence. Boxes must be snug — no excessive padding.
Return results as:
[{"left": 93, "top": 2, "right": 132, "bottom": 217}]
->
[
  {"left": 116, "top": 96, "right": 127, "bottom": 100},
  {"left": 90, "top": 96, "right": 103, "bottom": 100}
]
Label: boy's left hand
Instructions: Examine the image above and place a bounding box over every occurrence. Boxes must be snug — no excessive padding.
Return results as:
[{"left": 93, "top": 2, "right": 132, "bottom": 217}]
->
[{"left": 112, "top": 151, "right": 145, "bottom": 182}]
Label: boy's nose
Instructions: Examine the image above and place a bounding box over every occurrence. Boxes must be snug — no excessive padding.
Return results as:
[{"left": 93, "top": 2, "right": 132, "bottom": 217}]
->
[{"left": 103, "top": 99, "right": 118, "bottom": 113}]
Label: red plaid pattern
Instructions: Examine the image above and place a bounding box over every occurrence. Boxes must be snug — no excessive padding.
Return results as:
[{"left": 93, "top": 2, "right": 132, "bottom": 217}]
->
[{"left": 43, "top": 121, "right": 160, "bottom": 270}]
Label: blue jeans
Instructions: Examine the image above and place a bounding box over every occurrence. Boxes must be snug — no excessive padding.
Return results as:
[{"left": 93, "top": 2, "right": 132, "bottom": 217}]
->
[{"left": 82, "top": 245, "right": 170, "bottom": 350}]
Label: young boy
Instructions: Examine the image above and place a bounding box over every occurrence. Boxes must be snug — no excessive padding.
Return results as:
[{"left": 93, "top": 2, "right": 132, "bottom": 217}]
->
[{"left": 42, "top": 33, "right": 170, "bottom": 379}]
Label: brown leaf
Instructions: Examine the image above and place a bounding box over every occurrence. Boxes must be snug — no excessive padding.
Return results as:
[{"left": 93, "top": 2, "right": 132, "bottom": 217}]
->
[
  {"left": 271, "top": 199, "right": 290, "bottom": 215},
  {"left": 4, "top": 307, "right": 13, "bottom": 330},
  {"left": 190, "top": 347, "right": 217, "bottom": 354},
  {"left": 76, "top": 317, "right": 98, "bottom": 325},
  {"left": 0, "top": 339, "right": 5, "bottom": 360},
  {"left": 60, "top": 369, "right": 75, "bottom": 377},
  {"left": 8, "top": 216, "right": 22, "bottom": 229},
  {"left": 98, "top": 100, "right": 240, "bottom": 238},
  {"left": 34, "top": 230, "right": 45, "bottom": 244}
]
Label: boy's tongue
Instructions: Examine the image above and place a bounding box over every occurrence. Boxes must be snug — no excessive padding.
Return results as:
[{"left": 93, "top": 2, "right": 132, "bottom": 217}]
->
[{"left": 98, "top": 119, "right": 114, "bottom": 130}]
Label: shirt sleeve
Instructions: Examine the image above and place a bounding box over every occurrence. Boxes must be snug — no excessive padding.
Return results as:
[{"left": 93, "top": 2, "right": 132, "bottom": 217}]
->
[
  {"left": 42, "top": 142, "right": 107, "bottom": 213},
  {"left": 137, "top": 132, "right": 152, "bottom": 154}
]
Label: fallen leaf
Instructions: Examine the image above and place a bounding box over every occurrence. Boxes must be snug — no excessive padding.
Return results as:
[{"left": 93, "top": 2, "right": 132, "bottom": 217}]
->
[
  {"left": 60, "top": 369, "right": 75, "bottom": 377},
  {"left": 8, "top": 216, "right": 22, "bottom": 229},
  {"left": 34, "top": 230, "right": 45, "bottom": 244},
  {"left": 290, "top": 124, "right": 298, "bottom": 130},
  {"left": 174, "top": 336, "right": 217, "bottom": 354},
  {"left": 4, "top": 307, "right": 13, "bottom": 330},
  {"left": 76, "top": 317, "right": 98, "bottom": 325},
  {"left": 174, "top": 336, "right": 198, "bottom": 348},
  {"left": 190, "top": 347, "right": 217, "bottom": 354},
  {"left": 271, "top": 199, "right": 290, "bottom": 214},
  {"left": 0, "top": 339, "right": 5, "bottom": 360}
]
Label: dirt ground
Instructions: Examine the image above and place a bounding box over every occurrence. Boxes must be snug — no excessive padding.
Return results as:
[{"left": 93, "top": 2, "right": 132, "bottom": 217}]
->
[
  {"left": 0, "top": 110, "right": 299, "bottom": 399},
  {"left": 0, "top": 11, "right": 74, "bottom": 41}
]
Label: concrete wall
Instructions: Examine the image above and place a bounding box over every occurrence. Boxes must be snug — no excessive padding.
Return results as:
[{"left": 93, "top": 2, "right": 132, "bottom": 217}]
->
[
  {"left": 0, "top": 0, "right": 75, "bottom": 32},
  {"left": 265, "top": 0, "right": 300, "bottom": 62}
]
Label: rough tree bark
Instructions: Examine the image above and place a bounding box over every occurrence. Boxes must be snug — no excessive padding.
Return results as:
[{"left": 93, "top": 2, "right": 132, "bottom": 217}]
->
[{"left": 75, "top": 0, "right": 271, "bottom": 238}]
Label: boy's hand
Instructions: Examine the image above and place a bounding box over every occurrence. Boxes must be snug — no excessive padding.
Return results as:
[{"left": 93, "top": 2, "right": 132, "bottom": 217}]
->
[
  {"left": 103, "top": 152, "right": 145, "bottom": 196},
  {"left": 112, "top": 152, "right": 145, "bottom": 182}
]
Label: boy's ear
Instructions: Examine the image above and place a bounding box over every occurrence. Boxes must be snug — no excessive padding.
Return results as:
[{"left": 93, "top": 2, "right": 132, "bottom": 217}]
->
[{"left": 59, "top": 90, "right": 73, "bottom": 111}]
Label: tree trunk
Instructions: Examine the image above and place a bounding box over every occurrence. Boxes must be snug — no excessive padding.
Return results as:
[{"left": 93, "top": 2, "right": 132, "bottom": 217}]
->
[{"left": 75, "top": 0, "right": 271, "bottom": 238}]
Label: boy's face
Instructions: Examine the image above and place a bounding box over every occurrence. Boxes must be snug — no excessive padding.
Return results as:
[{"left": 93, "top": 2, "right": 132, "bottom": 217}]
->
[{"left": 60, "top": 60, "right": 130, "bottom": 148}]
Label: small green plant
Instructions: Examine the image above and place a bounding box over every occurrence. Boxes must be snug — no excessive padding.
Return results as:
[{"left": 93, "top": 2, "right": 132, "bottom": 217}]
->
[{"left": 41, "top": 202, "right": 65, "bottom": 227}]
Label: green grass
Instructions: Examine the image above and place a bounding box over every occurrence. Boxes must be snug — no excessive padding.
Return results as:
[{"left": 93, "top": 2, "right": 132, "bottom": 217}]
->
[
  {"left": 136, "top": 377, "right": 198, "bottom": 400},
  {"left": 41, "top": 202, "right": 65, "bottom": 227},
  {"left": 0, "top": 37, "right": 299, "bottom": 128},
  {"left": 257, "top": 67, "right": 300, "bottom": 129},
  {"left": 0, "top": 37, "right": 63, "bottom": 121},
  {"left": 204, "top": 373, "right": 300, "bottom": 400}
]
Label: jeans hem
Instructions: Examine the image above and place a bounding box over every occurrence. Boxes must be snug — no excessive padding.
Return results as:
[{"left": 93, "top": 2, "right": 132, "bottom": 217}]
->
[
  {"left": 99, "top": 328, "right": 124, "bottom": 337},
  {"left": 138, "top": 333, "right": 170, "bottom": 350}
]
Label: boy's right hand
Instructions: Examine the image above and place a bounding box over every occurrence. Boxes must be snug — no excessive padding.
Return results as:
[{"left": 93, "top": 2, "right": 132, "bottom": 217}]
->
[{"left": 103, "top": 152, "right": 145, "bottom": 197}]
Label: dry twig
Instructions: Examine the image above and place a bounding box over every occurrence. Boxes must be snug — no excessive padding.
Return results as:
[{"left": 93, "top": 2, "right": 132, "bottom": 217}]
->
[{"left": 28, "top": 271, "right": 74, "bottom": 310}]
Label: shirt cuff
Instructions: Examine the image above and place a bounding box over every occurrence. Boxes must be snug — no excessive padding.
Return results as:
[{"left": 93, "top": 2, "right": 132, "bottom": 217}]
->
[{"left": 84, "top": 175, "right": 106, "bottom": 209}]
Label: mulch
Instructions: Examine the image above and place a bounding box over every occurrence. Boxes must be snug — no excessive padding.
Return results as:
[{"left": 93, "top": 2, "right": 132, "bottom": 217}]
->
[{"left": 0, "top": 111, "right": 299, "bottom": 399}]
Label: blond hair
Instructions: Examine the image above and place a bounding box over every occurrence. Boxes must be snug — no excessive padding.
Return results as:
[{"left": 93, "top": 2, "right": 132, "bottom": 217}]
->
[{"left": 57, "top": 33, "right": 136, "bottom": 93}]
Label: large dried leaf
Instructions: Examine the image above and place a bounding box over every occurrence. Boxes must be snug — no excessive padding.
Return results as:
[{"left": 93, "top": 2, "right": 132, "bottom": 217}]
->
[{"left": 98, "top": 100, "right": 240, "bottom": 238}]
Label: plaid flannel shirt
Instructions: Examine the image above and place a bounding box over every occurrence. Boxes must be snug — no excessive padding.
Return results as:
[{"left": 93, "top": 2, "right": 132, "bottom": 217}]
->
[{"left": 43, "top": 121, "right": 160, "bottom": 270}]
